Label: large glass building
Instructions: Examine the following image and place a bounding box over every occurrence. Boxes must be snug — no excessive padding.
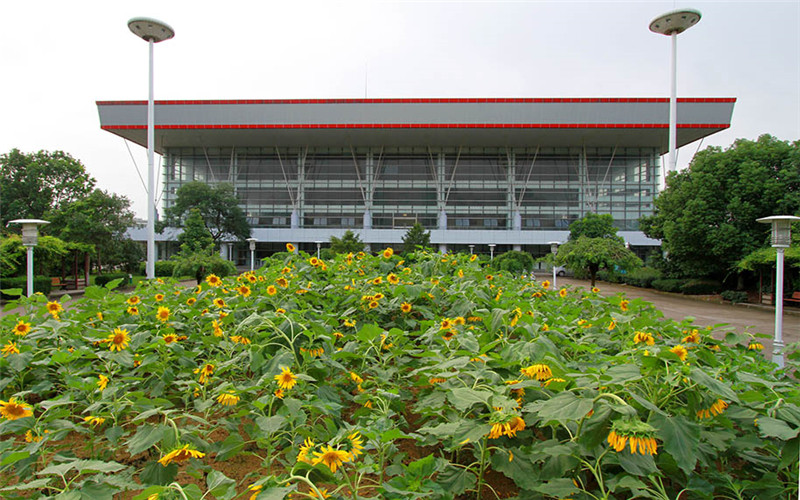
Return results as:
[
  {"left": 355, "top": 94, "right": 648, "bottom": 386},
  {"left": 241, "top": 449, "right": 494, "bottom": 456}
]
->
[{"left": 97, "top": 97, "right": 734, "bottom": 261}]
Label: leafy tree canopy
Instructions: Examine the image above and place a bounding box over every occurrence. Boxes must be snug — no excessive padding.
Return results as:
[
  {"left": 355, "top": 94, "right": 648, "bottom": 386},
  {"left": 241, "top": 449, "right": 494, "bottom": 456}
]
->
[
  {"left": 556, "top": 236, "right": 642, "bottom": 287},
  {"left": 47, "top": 189, "right": 137, "bottom": 273},
  {"left": 329, "top": 230, "right": 365, "bottom": 254},
  {"left": 568, "top": 212, "right": 619, "bottom": 240},
  {"left": 172, "top": 209, "right": 235, "bottom": 283},
  {"left": 641, "top": 135, "right": 800, "bottom": 279},
  {"left": 402, "top": 223, "right": 432, "bottom": 254},
  {"left": 0, "top": 149, "right": 96, "bottom": 226},
  {"left": 160, "top": 181, "right": 250, "bottom": 242}
]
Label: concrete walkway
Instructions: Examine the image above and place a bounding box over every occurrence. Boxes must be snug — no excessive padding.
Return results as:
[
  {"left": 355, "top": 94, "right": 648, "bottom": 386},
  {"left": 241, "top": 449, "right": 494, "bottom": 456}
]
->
[{"left": 553, "top": 276, "right": 800, "bottom": 354}]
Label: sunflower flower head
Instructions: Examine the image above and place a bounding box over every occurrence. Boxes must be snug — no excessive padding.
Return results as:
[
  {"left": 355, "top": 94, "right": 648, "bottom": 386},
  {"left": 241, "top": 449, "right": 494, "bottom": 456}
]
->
[
  {"left": 46, "top": 300, "right": 63, "bottom": 318},
  {"left": 158, "top": 444, "right": 206, "bottom": 466},
  {"left": 521, "top": 363, "right": 553, "bottom": 381},
  {"left": 275, "top": 366, "right": 298, "bottom": 390},
  {"left": 697, "top": 399, "right": 729, "bottom": 419},
  {"left": 97, "top": 374, "right": 109, "bottom": 391},
  {"left": 205, "top": 274, "right": 222, "bottom": 287},
  {"left": 2, "top": 341, "right": 20, "bottom": 357},
  {"left": 0, "top": 398, "right": 33, "bottom": 420},
  {"left": 13, "top": 320, "right": 31, "bottom": 337},
  {"left": 670, "top": 345, "right": 689, "bottom": 361},
  {"left": 216, "top": 391, "right": 240, "bottom": 406},
  {"left": 312, "top": 444, "right": 352, "bottom": 473},
  {"left": 194, "top": 363, "right": 214, "bottom": 384},
  {"left": 382, "top": 247, "right": 394, "bottom": 259},
  {"left": 106, "top": 328, "right": 130, "bottom": 351},
  {"left": 156, "top": 306, "right": 170, "bottom": 323},
  {"left": 633, "top": 331, "right": 655, "bottom": 346},
  {"left": 297, "top": 437, "right": 316, "bottom": 464},
  {"left": 607, "top": 419, "right": 658, "bottom": 455}
]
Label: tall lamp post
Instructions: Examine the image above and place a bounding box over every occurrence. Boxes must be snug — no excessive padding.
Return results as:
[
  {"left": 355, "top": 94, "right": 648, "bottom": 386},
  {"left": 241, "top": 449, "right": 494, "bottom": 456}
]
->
[
  {"left": 8, "top": 219, "right": 50, "bottom": 297},
  {"left": 488, "top": 244, "right": 496, "bottom": 260},
  {"left": 757, "top": 215, "right": 800, "bottom": 368},
  {"left": 128, "top": 17, "right": 174, "bottom": 280},
  {"left": 246, "top": 238, "right": 257, "bottom": 271},
  {"left": 315, "top": 241, "right": 323, "bottom": 259},
  {"left": 549, "top": 241, "right": 560, "bottom": 288},
  {"left": 649, "top": 9, "right": 701, "bottom": 174}
]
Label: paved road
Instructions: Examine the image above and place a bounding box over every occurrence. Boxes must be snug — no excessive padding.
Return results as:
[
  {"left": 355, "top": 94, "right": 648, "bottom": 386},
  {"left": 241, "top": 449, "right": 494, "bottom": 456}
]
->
[{"left": 553, "top": 276, "right": 800, "bottom": 354}]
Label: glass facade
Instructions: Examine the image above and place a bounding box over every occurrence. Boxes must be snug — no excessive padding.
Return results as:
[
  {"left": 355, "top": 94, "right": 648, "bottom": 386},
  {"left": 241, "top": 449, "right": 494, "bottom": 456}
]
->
[{"left": 163, "top": 146, "right": 659, "bottom": 232}]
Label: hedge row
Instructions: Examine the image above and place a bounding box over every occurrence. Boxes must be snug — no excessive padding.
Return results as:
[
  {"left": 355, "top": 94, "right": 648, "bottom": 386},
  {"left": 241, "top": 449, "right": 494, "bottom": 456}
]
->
[{"left": 0, "top": 276, "right": 52, "bottom": 299}]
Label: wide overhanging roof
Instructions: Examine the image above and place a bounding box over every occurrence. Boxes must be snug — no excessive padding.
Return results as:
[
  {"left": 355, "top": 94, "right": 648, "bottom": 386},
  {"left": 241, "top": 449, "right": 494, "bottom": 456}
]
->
[{"left": 96, "top": 97, "right": 735, "bottom": 153}]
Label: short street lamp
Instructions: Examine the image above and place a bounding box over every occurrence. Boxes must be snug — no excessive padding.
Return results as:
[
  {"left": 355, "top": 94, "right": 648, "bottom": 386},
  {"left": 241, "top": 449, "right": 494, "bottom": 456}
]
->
[
  {"left": 757, "top": 215, "right": 800, "bottom": 368},
  {"left": 8, "top": 219, "right": 50, "bottom": 297},
  {"left": 315, "top": 241, "right": 323, "bottom": 259},
  {"left": 468, "top": 244, "right": 475, "bottom": 255},
  {"left": 128, "top": 17, "right": 175, "bottom": 280},
  {"left": 549, "top": 241, "right": 561, "bottom": 288},
  {"left": 246, "top": 238, "right": 257, "bottom": 271},
  {"left": 488, "top": 244, "right": 496, "bottom": 260}
]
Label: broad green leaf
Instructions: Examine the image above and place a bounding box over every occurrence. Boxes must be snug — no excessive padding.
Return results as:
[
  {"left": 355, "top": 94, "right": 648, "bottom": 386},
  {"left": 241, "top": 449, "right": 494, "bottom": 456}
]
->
[
  {"left": 690, "top": 368, "right": 739, "bottom": 403},
  {"left": 534, "top": 478, "right": 579, "bottom": 497},
  {"left": 616, "top": 450, "right": 658, "bottom": 476},
  {"left": 215, "top": 433, "right": 245, "bottom": 461},
  {"left": 602, "top": 364, "right": 642, "bottom": 385},
  {"left": 652, "top": 413, "right": 700, "bottom": 475},
  {"left": 357, "top": 323, "right": 383, "bottom": 342},
  {"left": 531, "top": 391, "right": 593, "bottom": 422},
  {"left": 490, "top": 448, "right": 540, "bottom": 490},
  {"left": 0, "top": 451, "right": 30, "bottom": 466},
  {"left": 77, "top": 482, "right": 118, "bottom": 500},
  {"left": 256, "top": 415, "right": 286, "bottom": 434},
  {"left": 254, "top": 486, "right": 297, "bottom": 499},
  {"left": 417, "top": 422, "right": 460, "bottom": 438},
  {"left": 140, "top": 461, "right": 177, "bottom": 486},
  {"left": 0, "top": 477, "right": 52, "bottom": 491},
  {"left": 435, "top": 465, "right": 476, "bottom": 495},
  {"left": 207, "top": 469, "right": 236, "bottom": 499},
  {"left": 757, "top": 417, "right": 799, "bottom": 441},
  {"left": 75, "top": 460, "right": 125, "bottom": 474},
  {"left": 447, "top": 387, "right": 491, "bottom": 412},
  {"left": 125, "top": 424, "right": 167, "bottom": 456}
]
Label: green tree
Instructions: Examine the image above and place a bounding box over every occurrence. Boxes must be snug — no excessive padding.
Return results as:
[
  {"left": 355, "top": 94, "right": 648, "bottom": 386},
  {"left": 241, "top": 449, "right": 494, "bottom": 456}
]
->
[
  {"left": 329, "top": 230, "right": 365, "bottom": 254},
  {"left": 641, "top": 135, "right": 800, "bottom": 279},
  {"left": 171, "top": 209, "right": 235, "bottom": 283},
  {"left": 493, "top": 250, "right": 535, "bottom": 275},
  {"left": 160, "top": 181, "right": 250, "bottom": 242},
  {"left": 402, "top": 223, "right": 431, "bottom": 254},
  {"left": 569, "top": 212, "right": 617, "bottom": 239},
  {"left": 556, "top": 236, "right": 642, "bottom": 287},
  {"left": 46, "top": 189, "right": 137, "bottom": 273},
  {"left": 0, "top": 234, "right": 71, "bottom": 278},
  {"left": 0, "top": 149, "right": 95, "bottom": 226}
]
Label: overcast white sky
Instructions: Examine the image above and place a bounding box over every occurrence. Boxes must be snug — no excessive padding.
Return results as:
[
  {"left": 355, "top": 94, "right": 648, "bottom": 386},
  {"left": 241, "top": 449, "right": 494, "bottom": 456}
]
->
[{"left": 1, "top": 0, "right": 798, "bottom": 218}]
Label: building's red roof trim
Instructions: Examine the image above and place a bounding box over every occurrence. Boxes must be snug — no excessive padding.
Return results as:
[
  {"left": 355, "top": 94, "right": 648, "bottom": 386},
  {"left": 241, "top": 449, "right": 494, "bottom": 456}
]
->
[
  {"left": 96, "top": 97, "right": 737, "bottom": 106},
  {"left": 102, "top": 123, "right": 731, "bottom": 130}
]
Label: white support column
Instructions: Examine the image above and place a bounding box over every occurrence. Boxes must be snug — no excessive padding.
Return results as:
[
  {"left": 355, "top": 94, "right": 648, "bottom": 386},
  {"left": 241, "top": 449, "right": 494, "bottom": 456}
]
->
[
  {"left": 669, "top": 32, "right": 678, "bottom": 173},
  {"left": 774, "top": 247, "right": 785, "bottom": 367}
]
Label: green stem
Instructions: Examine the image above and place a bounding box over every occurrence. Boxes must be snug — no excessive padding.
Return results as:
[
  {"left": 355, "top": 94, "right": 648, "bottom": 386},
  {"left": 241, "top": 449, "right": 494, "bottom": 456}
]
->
[{"left": 475, "top": 436, "right": 489, "bottom": 500}]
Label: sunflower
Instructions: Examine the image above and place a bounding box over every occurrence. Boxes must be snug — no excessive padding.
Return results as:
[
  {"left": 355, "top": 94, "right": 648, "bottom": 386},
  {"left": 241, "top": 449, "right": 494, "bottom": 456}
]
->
[
  {"left": 308, "top": 488, "right": 330, "bottom": 499},
  {"left": 620, "top": 299, "right": 630, "bottom": 312},
  {"left": 457, "top": 269, "right": 464, "bottom": 278},
  {"left": 274, "top": 388, "right": 285, "bottom": 399},
  {"left": 231, "top": 335, "right": 251, "bottom": 345},
  {"left": 267, "top": 285, "right": 277, "bottom": 296},
  {"left": 46, "top": 301, "right": 63, "bottom": 317},
  {"left": 97, "top": 374, "right": 109, "bottom": 390},
  {"left": 2, "top": 341, "right": 20, "bottom": 357},
  {"left": 0, "top": 398, "right": 33, "bottom": 420},
  {"left": 213, "top": 298, "right": 227, "bottom": 309},
  {"left": 607, "top": 420, "right": 658, "bottom": 456},
  {"left": 276, "top": 308, "right": 286, "bottom": 315},
  {"left": 248, "top": 484, "right": 263, "bottom": 500},
  {"left": 154, "top": 293, "right": 165, "bottom": 302},
  {"left": 276, "top": 277, "right": 289, "bottom": 288},
  {"left": 163, "top": 334, "right": 179, "bottom": 344},
  {"left": 237, "top": 285, "right": 252, "bottom": 297},
  {"left": 126, "top": 295, "right": 141, "bottom": 306},
  {"left": 382, "top": 247, "right": 394, "bottom": 259},
  {"left": 592, "top": 287, "right": 600, "bottom": 293},
  {"left": 206, "top": 274, "right": 222, "bottom": 287},
  {"left": 13, "top": 320, "right": 31, "bottom": 337},
  {"left": 401, "top": 302, "right": 412, "bottom": 313},
  {"left": 633, "top": 331, "right": 655, "bottom": 346},
  {"left": 372, "top": 276, "right": 383, "bottom": 285},
  {"left": 429, "top": 377, "right": 447, "bottom": 384},
  {"left": 194, "top": 363, "right": 214, "bottom": 384},
  {"left": 297, "top": 437, "right": 316, "bottom": 464},
  {"left": 186, "top": 297, "right": 196, "bottom": 306},
  {"left": 286, "top": 243, "right": 296, "bottom": 253},
  {"left": 387, "top": 273, "right": 400, "bottom": 285},
  {"left": 521, "top": 363, "right": 552, "bottom": 381},
  {"left": 83, "top": 416, "right": 106, "bottom": 426},
  {"left": 212, "top": 319, "right": 224, "bottom": 337},
  {"left": 670, "top": 345, "right": 688, "bottom": 361},
  {"left": 312, "top": 445, "right": 351, "bottom": 473},
  {"left": 275, "top": 367, "right": 298, "bottom": 390},
  {"left": 558, "top": 288, "right": 568, "bottom": 298},
  {"left": 216, "top": 392, "right": 240, "bottom": 406},
  {"left": 368, "top": 300, "right": 379, "bottom": 309},
  {"left": 470, "top": 254, "right": 478, "bottom": 262},
  {"left": 697, "top": 399, "right": 729, "bottom": 419},
  {"left": 541, "top": 280, "right": 551, "bottom": 290},
  {"left": 127, "top": 306, "right": 139, "bottom": 315},
  {"left": 453, "top": 316, "right": 466, "bottom": 326},
  {"left": 440, "top": 319, "right": 453, "bottom": 330},
  {"left": 347, "top": 431, "right": 365, "bottom": 458},
  {"left": 682, "top": 329, "right": 701, "bottom": 344},
  {"left": 158, "top": 444, "right": 206, "bottom": 466},
  {"left": 747, "top": 341, "right": 764, "bottom": 351},
  {"left": 246, "top": 274, "right": 258, "bottom": 284},
  {"left": 309, "top": 257, "right": 320, "bottom": 267},
  {"left": 106, "top": 328, "right": 130, "bottom": 351}
]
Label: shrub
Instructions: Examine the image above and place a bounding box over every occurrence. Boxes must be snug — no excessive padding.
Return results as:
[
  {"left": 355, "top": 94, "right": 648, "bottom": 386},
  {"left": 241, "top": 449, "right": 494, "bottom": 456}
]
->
[
  {"left": 137, "top": 260, "right": 177, "bottom": 277},
  {"left": 492, "top": 251, "right": 534, "bottom": 275},
  {"left": 721, "top": 290, "right": 749, "bottom": 304},
  {"left": 681, "top": 279, "right": 722, "bottom": 295},
  {"left": 622, "top": 267, "right": 662, "bottom": 288},
  {"left": 651, "top": 278, "right": 685, "bottom": 293},
  {"left": 94, "top": 273, "right": 130, "bottom": 288},
  {"left": 0, "top": 276, "right": 52, "bottom": 299},
  {"left": 596, "top": 269, "right": 624, "bottom": 283}
]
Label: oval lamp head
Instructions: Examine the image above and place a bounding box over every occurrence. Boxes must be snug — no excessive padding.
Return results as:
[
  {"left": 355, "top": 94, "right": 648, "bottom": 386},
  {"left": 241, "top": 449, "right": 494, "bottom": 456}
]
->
[
  {"left": 649, "top": 9, "right": 701, "bottom": 35},
  {"left": 128, "top": 17, "right": 175, "bottom": 43}
]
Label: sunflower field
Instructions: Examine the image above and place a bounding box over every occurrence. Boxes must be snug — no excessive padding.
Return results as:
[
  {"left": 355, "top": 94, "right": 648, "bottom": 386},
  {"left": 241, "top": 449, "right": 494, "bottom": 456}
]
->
[{"left": 0, "top": 248, "right": 798, "bottom": 499}]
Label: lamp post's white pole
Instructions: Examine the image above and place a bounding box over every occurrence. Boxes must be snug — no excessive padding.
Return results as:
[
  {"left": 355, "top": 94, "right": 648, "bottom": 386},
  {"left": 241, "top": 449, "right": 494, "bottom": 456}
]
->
[
  {"left": 26, "top": 246, "right": 34, "bottom": 297},
  {"left": 146, "top": 37, "right": 156, "bottom": 280},
  {"left": 774, "top": 247, "right": 785, "bottom": 367},
  {"left": 128, "top": 17, "right": 174, "bottom": 280},
  {"left": 669, "top": 32, "right": 678, "bottom": 172}
]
